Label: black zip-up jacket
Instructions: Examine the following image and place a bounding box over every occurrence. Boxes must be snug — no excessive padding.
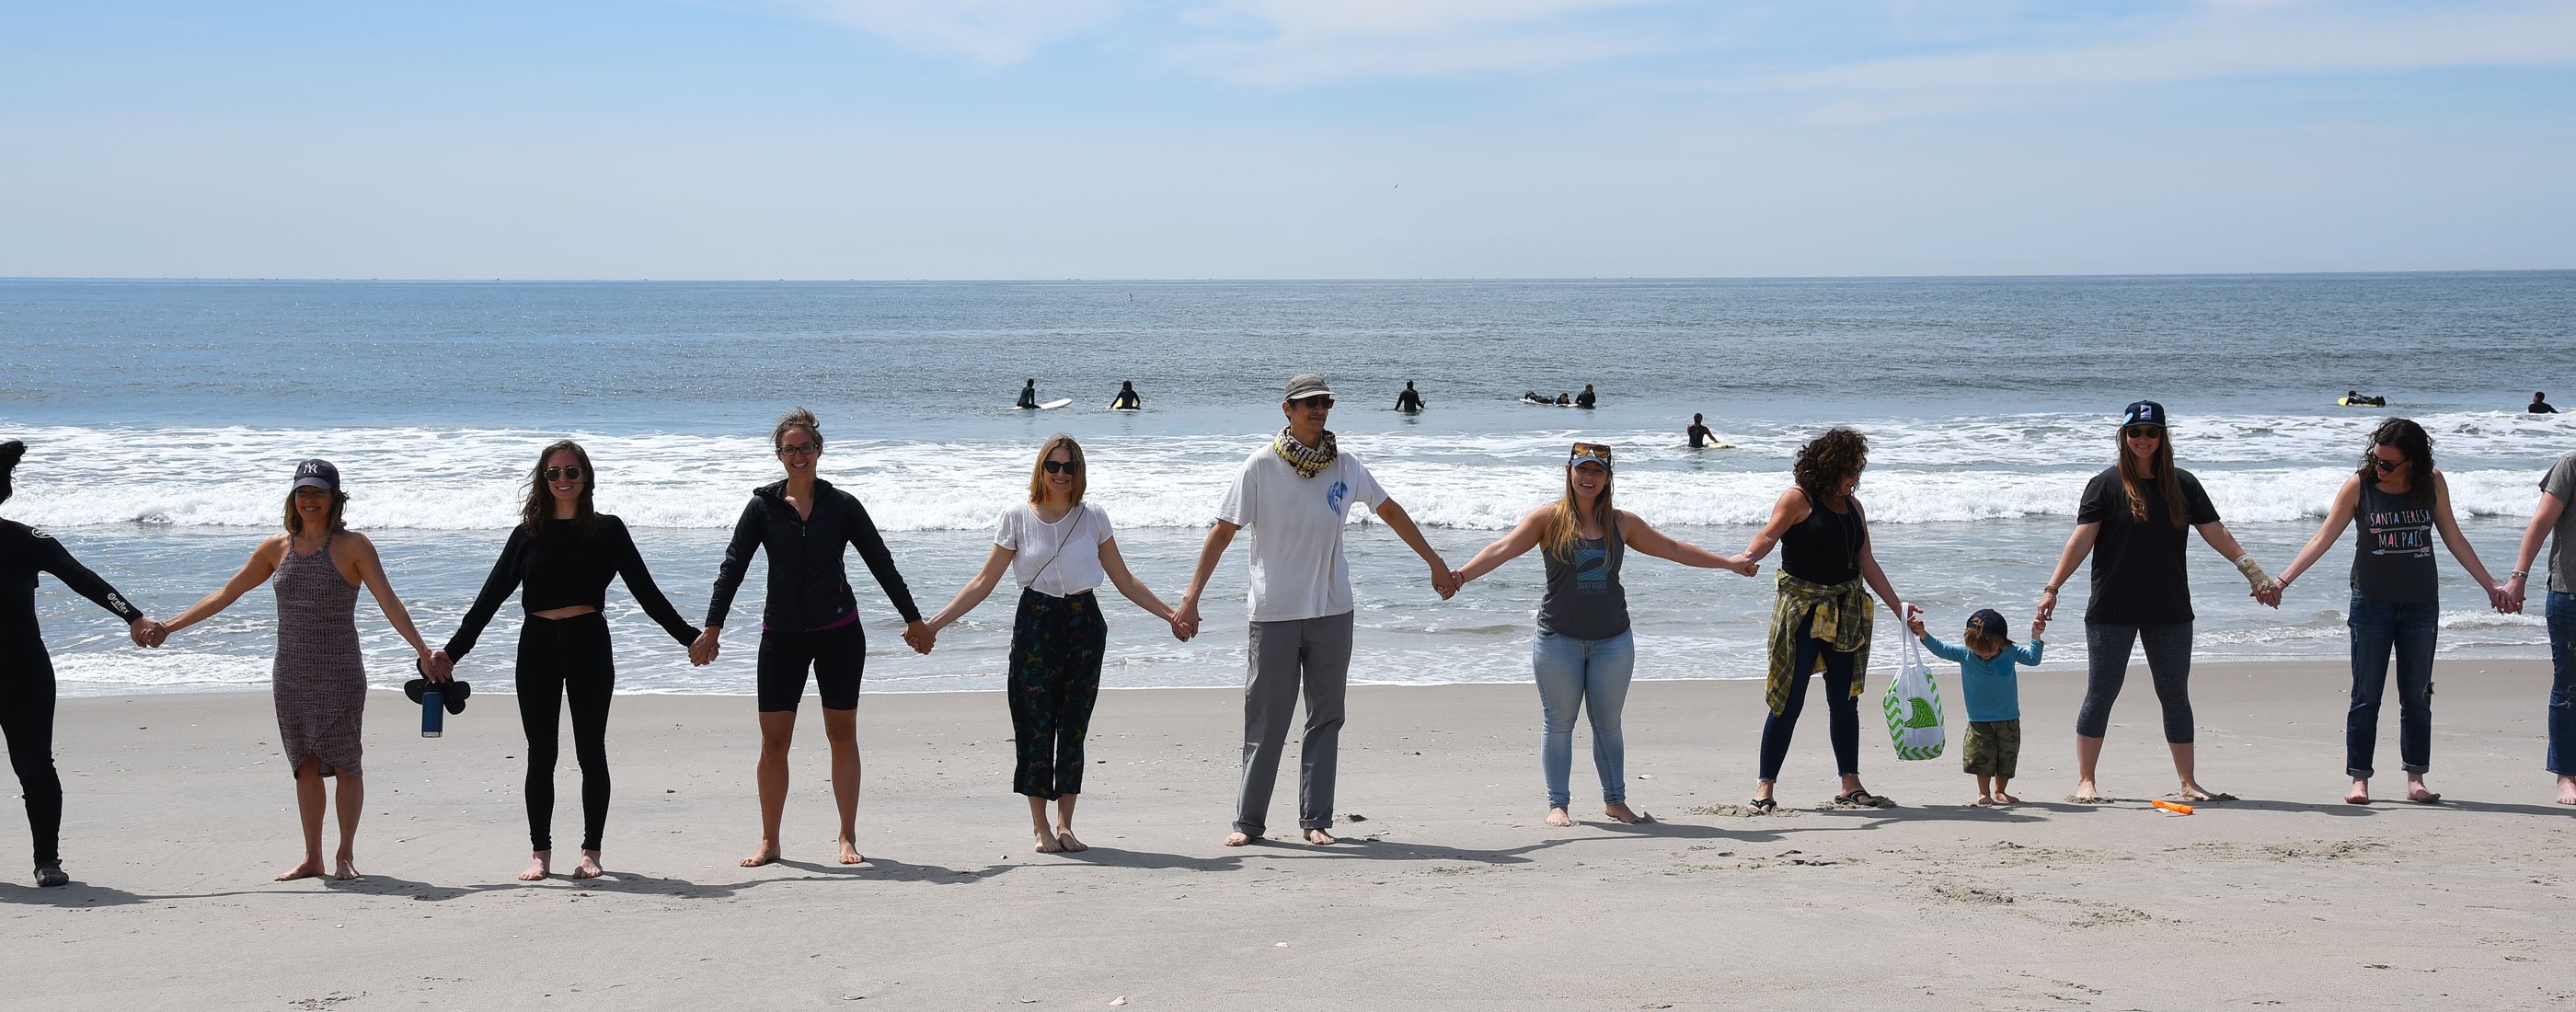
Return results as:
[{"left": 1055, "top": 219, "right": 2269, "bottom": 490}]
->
[{"left": 704, "top": 478, "right": 921, "bottom": 631}]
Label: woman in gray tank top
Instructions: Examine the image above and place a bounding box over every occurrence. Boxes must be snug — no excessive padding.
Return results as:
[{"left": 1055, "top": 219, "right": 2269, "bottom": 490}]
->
[
  {"left": 1451, "top": 443, "right": 1757, "bottom": 827},
  {"left": 2272, "top": 419, "right": 2509, "bottom": 805}
]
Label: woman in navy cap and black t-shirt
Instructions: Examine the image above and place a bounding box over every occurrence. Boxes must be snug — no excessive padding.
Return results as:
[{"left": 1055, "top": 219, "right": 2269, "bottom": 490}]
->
[{"left": 2035, "top": 402, "right": 2276, "bottom": 804}]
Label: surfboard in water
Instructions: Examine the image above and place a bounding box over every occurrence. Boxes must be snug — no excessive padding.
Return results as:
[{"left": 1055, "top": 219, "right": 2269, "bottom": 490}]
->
[{"left": 1038, "top": 397, "right": 1074, "bottom": 409}]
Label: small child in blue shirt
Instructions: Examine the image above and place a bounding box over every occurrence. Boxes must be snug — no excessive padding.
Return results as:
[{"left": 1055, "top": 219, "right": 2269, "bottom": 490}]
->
[{"left": 1908, "top": 607, "right": 2045, "bottom": 806}]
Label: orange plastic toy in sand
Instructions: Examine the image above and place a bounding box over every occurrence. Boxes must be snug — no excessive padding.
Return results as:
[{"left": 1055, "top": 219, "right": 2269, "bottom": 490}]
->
[{"left": 2150, "top": 799, "right": 2195, "bottom": 815}]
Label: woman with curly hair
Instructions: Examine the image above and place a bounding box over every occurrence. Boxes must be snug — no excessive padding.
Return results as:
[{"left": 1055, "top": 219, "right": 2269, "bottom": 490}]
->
[
  {"left": 2270, "top": 418, "right": 2508, "bottom": 804},
  {"left": 2036, "top": 401, "right": 2275, "bottom": 804},
  {"left": 1734, "top": 428, "right": 1910, "bottom": 811}
]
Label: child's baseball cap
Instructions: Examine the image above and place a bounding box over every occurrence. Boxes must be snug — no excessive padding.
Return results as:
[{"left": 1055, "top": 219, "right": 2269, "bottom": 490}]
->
[{"left": 1966, "top": 608, "right": 2012, "bottom": 642}]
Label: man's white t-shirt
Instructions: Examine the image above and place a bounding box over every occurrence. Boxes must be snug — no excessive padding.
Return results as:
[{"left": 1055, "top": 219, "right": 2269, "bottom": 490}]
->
[
  {"left": 1215, "top": 446, "right": 1387, "bottom": 622},
  {"left": 995, "top": 502, "right": 1112, "bottom": 598}
]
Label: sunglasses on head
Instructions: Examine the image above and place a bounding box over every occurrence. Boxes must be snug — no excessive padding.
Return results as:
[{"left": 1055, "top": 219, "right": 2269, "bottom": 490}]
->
[
  {"left": 1568, "top": 443, "right": 1615, "bottom": 469},
  {"left": 777, "top": 441, "right": 820, "bottom": 456},
  {"left": 1044, "top": 459, "right": 1081, "bottom": 475},
  {"left": 2123, "top": 426, "right": 2164, "bottom": 440},
  {"left": 542, "top": 466, "right": 584, "bottom": 481}
]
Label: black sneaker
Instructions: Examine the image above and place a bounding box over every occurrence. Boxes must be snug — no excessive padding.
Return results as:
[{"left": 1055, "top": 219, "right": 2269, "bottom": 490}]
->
[{"left": 34, "top": 865, "right": 68, "bottom": 888}]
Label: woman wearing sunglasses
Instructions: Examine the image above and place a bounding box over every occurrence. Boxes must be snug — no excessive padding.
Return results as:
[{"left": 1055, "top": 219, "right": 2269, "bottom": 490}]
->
[
  {"left": 1450, "top": 442, "right": 1757, "bottom": 826},
  {"left": 2269, "top": 418, "right": 2508, "bottom": 804},
  {"left": 431, "top": 441, "right": 704, "bottom": 880},
  {"left": 1735, "top": 428, "right": 1909, "bottom": 811},
  {"left": 2036, "top": 401, "right": 2276, "bottom": 804},
  {"left": 697, "top": 408, "right": 931, "bottom": 868},
  {"left": 158, "top": 458, "right": 438, "bottom": 881},
  {"left": 920, "top": 434, "right": 1180, "bottom": 853}
]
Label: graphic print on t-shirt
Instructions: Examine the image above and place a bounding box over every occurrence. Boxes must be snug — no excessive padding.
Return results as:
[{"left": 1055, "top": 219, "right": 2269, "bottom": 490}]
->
[
  {"left": 2364, "top": 505, "right": 2433, "bottom": 558},
  {"left": 1572, "top": 544, "right": 1609, "bottom": 594},
  {"left": 1326, "top": 479, "right": 1349, "bottom": 515}
]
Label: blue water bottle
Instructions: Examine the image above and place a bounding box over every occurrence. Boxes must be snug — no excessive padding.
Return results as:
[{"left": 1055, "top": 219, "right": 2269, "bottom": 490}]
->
[{"left": 421, "top": 689, "right": 444, "bottom": 738}]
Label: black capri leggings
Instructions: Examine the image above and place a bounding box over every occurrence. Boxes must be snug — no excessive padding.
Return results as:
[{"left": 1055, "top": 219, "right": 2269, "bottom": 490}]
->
[
  {"left": 518, "top": 612, "right": 615, "bottom": 853},
  {"left": 757, "top": 621, "right": 866, "bottom": 712},
  {"left": 3, "top": 643, "right": 62, "bottom": 868},
  {"left": 2075, "top": 621, "right": 2196, "bottom": 744}
]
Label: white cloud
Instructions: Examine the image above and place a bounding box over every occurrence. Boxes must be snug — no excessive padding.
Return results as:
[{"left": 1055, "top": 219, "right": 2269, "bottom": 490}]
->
[
  {"left": 1167, "top": 0, "right": 1691, "bottom": 84},
  {"left": 785, "top": 0, "right": 1121, "bottom": 64}
]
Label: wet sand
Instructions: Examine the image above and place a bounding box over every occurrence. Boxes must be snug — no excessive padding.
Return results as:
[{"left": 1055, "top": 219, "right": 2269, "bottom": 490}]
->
[{"left": 5, "top": 659, "right": 2572, "bottom": 1010}]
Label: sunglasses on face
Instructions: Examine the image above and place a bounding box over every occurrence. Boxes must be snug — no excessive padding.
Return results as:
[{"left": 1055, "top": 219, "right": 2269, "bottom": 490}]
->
[
  {"left": 2123, "top": 426, "right": 2164, "bottom": 440},
  {"left": 543, "top": 466, "right": 584, "bottom": 482},
  {"left": 777, "top": 442, "right": 820, "bottom": 457},
  {"left": 2369, "top": 453, "right": 2405, "bottom": 473},
  {"left": 1044, "top": 459, "right": 1081, "bottom": 475},
  {"left": 1291, "top": 397, "right": 1335, "bottom": 410}
]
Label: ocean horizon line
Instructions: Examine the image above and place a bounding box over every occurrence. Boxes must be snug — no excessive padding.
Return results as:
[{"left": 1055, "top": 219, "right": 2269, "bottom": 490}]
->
[{"left": 4, "top": 268, "right": 2571, "bottom": 286}]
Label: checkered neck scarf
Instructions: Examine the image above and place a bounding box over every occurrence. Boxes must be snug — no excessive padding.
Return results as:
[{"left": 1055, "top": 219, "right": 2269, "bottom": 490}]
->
[{"left": 1271, "top": 427, "right": 1338, "bottom": 478}]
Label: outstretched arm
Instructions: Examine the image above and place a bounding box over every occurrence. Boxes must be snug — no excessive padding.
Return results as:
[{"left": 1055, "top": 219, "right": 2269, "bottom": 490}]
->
[
  {"left": 1098, "top": 537, "right": 1177, "bottom": 624},
  {"left": 2502, "top": 489, "right": 2567, "bottom": 614},
  {"left": 1450, "top": 506, "right": 1547, "bottom": 588},
  {"left": 1619, "top": 511, "right": 1756, "bottom": 575},
  {"left": 1371, "top": 498, "right": 1455, "bottom": 599},
  {"left": 926, "top": 544, "right": 1018, "bottom": 632},
  {"left": 162, "top": 536, "right": 287, "bottom": 638},
  {"left": 2272, "top": 476, "right": 2362, "bottom": 602},
  {"left": 2035, "top": 523, "right": 2100, "bottom": 625},
  {"left": 31, "top": 532, "right": 150, "bottom": 641},
  {"left": 1171, "top": 521, "right": 1239, "bottom": 641},
  {"left": 2426, "top": 472, "right": 2508, "bottom": 610},
  {"left": 345, "top": 533, "right": 437, "bottom": 673}
]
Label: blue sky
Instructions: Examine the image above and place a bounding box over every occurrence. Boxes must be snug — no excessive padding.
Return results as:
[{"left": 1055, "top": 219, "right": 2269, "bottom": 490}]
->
[{"left": 4, "top": 0, "right": 2571, "bottom": 279}]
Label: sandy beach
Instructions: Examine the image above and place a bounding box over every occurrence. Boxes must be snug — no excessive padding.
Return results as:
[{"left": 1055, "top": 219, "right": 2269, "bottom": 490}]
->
[{"left": 5, "top": 658, "right": 2573, "bottom": 1010}]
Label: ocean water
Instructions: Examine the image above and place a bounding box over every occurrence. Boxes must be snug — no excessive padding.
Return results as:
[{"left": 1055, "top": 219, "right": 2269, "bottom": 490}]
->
[{"left": 5, "top": 273, "right": 2571, "bottom": 698}]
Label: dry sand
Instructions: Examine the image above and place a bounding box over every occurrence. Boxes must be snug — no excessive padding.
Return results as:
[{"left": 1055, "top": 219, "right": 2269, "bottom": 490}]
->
[{"left": 5, "top": 659, "right": 2573, "bottom": 1010}]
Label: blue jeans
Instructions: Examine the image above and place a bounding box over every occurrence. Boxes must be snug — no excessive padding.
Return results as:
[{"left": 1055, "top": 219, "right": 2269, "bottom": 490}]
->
[
  {"left": 1532, "top": 628, "right": 1635, "bottom": 809},
  {"left": 2549, "top": 592, "right": 2576, "bottom": 776},
  {"left": 2347, "top": 592, "right": 2437, "bottom": 778}
]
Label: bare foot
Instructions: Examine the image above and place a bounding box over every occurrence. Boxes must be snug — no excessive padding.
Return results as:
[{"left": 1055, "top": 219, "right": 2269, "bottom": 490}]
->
[
  {"left": 1054, "top": 829, "right": 1088, "bottom": 853},
  {"left": 836, "top": 834, "right": 866, "bottom": 865},
  {"left": 1546, "top": 806, "right": 1575, "bottom": 827},
  {"left": 1303, "top": 828, "right": 1339, "bottom": 845},
  {"left": 2559, "top": 776, "right": 2576, "bottom": 805},
  {"left": 2406, "top": 785, "right": 2443, "bottom": 804},
  {"left": 275, "top": 858, "right": 326, "bottom": 882},
  {"left": 1994, "top": 791, "right": 2019, "bottom": 804},
  {"left": 1033, "top": 830, "right": 1065, "bottom": 854},
  {"left": 1603, "top": 803, "right": 1650, "bottom": 824},
  {"left": 520, "top": 852, "right": 552, "bottom": 881},
  {"left": 570, "top": 851, "right": 604, "bottom": 880},
  {"left": 331, "top": 856, "right": 362, "bottom": 881},
  {"left": 2178, "top": 784, "right": 2236, "bottom": 802},
  {"left": 2345, "top": 779, "right": 2372, "bottom": 805},
  {"left": 2072, "top": 778, "right": 2104, "bottom": 803},
  {"left": 1972, "top": 795, "right": 1995, "bottom": 807},
  {"left": 740, "top": 841, "right": 780, "bottom": 868},
  {"left": 1224, "top": 832, "right": 1255, "bottom": 846}
]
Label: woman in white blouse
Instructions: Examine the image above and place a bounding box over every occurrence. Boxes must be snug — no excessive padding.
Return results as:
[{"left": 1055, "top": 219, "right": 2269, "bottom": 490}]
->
[{"left": 923, "top": 434, "right": 1181, "bottom": 853}]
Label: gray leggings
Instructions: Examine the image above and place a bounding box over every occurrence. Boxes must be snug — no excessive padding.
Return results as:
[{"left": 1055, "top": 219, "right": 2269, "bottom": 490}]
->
[{"left": 2076, "top": 621, "right": 2195, "bottom": 743}]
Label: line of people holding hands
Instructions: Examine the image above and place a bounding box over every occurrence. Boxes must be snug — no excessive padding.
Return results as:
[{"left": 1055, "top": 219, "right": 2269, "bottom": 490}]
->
[{"left": 5, "top": 379, "right": 2572, "bottom": 891}]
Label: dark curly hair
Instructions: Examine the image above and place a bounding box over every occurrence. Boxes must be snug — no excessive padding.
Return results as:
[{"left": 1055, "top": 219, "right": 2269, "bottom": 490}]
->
[
  {"left": 2360, "top": 417, "right": 2435, "bottom": 501},
  {"left": 1793, "top": 428, "right": 1869, "bottom": 500}
]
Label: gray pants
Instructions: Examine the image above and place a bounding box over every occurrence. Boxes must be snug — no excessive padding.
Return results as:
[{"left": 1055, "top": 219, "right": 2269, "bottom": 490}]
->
[
  {"left": 2076, "top": 621, "right": 2196, "bottom": 743},
  {"left": 1235, "top": 612, "right": 1354, "bottom": 835}
]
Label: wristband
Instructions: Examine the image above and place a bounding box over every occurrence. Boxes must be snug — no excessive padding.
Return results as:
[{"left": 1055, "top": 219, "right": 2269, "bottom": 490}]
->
[
  {"left": 2232, "top": 555, "right": 2272, "bottom": 590},
  {"left": 2041, "top": 585, "right": 2060, "bottom": 594},
  {"left": 2511, "top": 569, "right": 2529, "bottom": 580}
]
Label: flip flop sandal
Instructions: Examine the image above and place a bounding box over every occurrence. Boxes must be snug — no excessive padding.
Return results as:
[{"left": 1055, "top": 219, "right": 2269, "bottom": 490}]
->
[
  {"left": 1748, "top": 798, "right": 1777, "bottom": 814},
  {"left": 404, "top": 677, "right": 473, "bottom": 714},
  {"left": 1834, "top": 789, "right": 1892, "bottom": 809}
]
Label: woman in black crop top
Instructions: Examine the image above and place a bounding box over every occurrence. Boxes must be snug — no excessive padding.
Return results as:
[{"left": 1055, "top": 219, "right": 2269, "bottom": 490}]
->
[
  {"left": 1, "top": 441, "right": 162, "bottom": 887},
  {"left": 1735, "top": 428, "right": 1910, "bottom": 811},
  {"left": 430, "top": 441, "right": 699, "bottom": 881}
]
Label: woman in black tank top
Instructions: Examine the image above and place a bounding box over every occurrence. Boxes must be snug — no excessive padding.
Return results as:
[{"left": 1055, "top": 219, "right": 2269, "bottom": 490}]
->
[
  {"left": 2271, "top": 419, "right": 2507, "bottom": 804},
  {"left": 1735, "top": 429, "right": 1910, "bottom": 811},
  {"left": 1451, "top": 443, "right": 1755, "bottom": 828}
]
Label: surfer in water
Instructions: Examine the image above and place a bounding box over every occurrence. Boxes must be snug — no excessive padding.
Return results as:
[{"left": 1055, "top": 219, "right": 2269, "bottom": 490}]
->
[
  {"left": 1018, "top": 380, "right": 1040, "bottom": 409},
  {"left": 1575, "top": 385, "right": 1596, "bottom": 409},
  {"left": 1555, "top": 393, "right": 1571, "bottom": 407},
  {"left": 1687, "top": 414, "right": 1717, "bottom": 449},
  {"left": 1111, "top": 382, "right": 1142, "bottom": 410},
  {"left": 1395, "top": 382, "right": 1425, "bottom": 414},
  {"left": 2532, "top": 392, "right": 2557, "bottom": 415}
]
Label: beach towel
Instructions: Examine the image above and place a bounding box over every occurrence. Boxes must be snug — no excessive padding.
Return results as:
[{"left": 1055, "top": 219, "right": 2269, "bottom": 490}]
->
[{"left": 1880, "top": 631, "right": 1946, "bottom": 761}]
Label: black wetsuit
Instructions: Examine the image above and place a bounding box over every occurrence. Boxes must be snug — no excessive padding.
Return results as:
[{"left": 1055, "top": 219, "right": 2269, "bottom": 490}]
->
[
  {"left": 2534, "top": 400, "right": 2559, "bottom": 415},
  {"left": 1018, "top": 385, "right": 1039, "bottom": 409},
  {"left": 707, "top": 479, "right": 923, "bottom": 712},
  {"left": 3, "top": 521, "right": 142, "bottom": 869},
  {"left": 445, "top": 515, "right": 698, "bottom": 853},
  {"left": 1687, "top": 423, "right": 1715, "bottom": 448},
  {"left": 1575, "top": 388, "right": 1596, "bottom": 409},
  {"left": 1111, "top": 387, "right": 1142, "bottom": 409},
  {"left": 1395, "top": 387, "right": 1424, "bottom": 412}
]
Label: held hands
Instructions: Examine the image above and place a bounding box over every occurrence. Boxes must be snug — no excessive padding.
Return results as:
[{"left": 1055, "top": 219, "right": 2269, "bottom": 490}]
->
[
  {"left": 901, "top": 620, "right": 935, "bottom": 655},
  {"left": 2035, "top": 588, "right": 2058, "bottom": 624},
  {"left": 128, "top": 617, "right": 168, "bottom": 649},
  {"left": 2030, "top": 615, "right": 2048, "bottom": 638},
  {"left": 688, "top": 628, "right": 720, "bottom": 667},
  {"left": 1726, "top": 554, "right": 1760, "bottom": 578},
  {"left": 1430, "top": 564, "right": 1457, "bottom": 601},
  {"left": 1904, "top": 612, "right": 1927, "bottom": 638},
  {"left": 1171, "top": 600, "right": 1201, "bottom": 643},
  {"left": 2501, "top": 574, "right": 2528, "bottom": 615},
  {"left": 421, "top": 650, "right": 455, "bottom": 684}
]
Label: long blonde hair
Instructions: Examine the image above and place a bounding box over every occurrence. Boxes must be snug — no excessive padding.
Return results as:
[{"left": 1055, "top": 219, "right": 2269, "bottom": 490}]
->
[
  {"left": 1026, "top": 433, "right": 1087, "bottom": 506},
  {"left": 2116, "top": 427, "right": 2187, "bottom": 527},
  {"left": 1544, "top": 444, "right": 1615, "bottom": 560}
]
